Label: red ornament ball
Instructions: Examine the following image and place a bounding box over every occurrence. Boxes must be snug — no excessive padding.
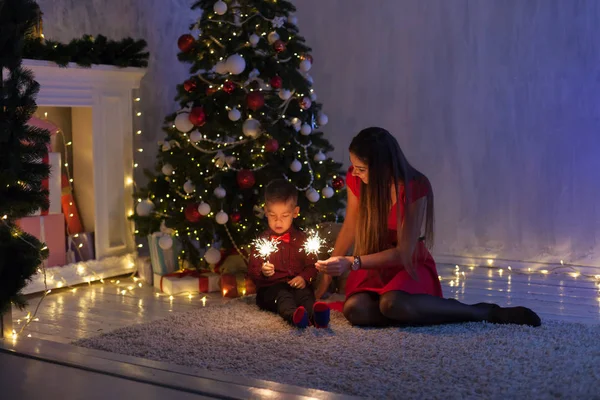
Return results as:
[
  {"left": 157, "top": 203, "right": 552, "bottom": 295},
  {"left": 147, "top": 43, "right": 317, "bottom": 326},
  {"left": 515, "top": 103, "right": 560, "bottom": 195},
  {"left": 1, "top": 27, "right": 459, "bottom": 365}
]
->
[
  {"left": 189, "top": 106, "right": 206, "bottom": 126},
  {"left": 265, "top": 138, "right": 279, "bottom": 152},
  {"left": 184, "top": 203, "right": 202, "bottom": 222},
  {"left": 332, "top": 176, "right": 345, "bottom": 190},
  {"left": 273, "top": 40, "right": 286, "bottom": 53},
  {"left": 223, "top": 81, "right": 236, "bottom": 94},
  {"left": 246, "top": 91, "right": 265, "bottom": 111},
  {"left": 183, "top": 79, "right": 197, "bottom": 92},
  {"left": 231, "top": 212, "right": 242, "bottom": 224},
  {"left": 237, "top": 169, "right": 256, "bottom": 189},
  {"left": 270, "top": 76, "right": 283, "bottom": 89},
  {"left": 178, "top": 34, "right": 195, "bottom": 52}
]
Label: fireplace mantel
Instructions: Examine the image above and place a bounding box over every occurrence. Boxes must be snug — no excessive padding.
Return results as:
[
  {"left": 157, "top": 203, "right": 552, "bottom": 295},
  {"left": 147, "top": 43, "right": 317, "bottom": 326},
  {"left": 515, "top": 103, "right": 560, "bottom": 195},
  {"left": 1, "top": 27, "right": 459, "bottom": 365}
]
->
[{"left": 22, "top": 59, "right": 146, "bottom": 294}]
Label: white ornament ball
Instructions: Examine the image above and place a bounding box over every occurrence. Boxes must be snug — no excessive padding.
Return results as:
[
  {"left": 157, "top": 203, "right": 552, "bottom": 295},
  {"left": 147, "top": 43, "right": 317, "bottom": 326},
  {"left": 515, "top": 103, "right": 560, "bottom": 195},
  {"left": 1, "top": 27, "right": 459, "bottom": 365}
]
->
[
  {"left": 242, "top": 118, "right": 261, "bottom": 138},
  {"left": 322, "top": 186, "right": 334, "bottom": 199},
  {"left": 215, "top": 61, "right": 229, "bottom": 75},
  {"left": 314, "top": 151, "right": 327, "bottom": 162},
  {"left": 136, "top": 199, "right": 154, "bottom": 217},
  {"left": 249, "top": 34, "right": 260, "bottom": 46},
  {"left": 162, "top": 141, "right": 171, "bottom": 152},
  {"left": 306, "top": 188, "right": 320, "bottom": 203},
  {"left": 183, "top": 180, "right": 195, "bottom": 194},
  {"left": 299, "top": 60, "right": 312, "bottom": 72},
  {"left": 288, "top": 15, "right": 298, "bottom": 25},
  {"left": 158, "top": 235, "right": 173, "bottom": 250},
  {"left": 174, "top": 112, "right": 194, "bottom": 132},
  {"left": 267, "top": 31, "right": 280, "bottom": 44},
  {"left": 300, "top": 124, "right": 312, "bottom": 136},
  {"left": 278, "top": 89, "right": 292, "bottom": 100},
  {"left": 290, "top": 159, "right": 302, "bottom": 172},
  {"left": 226, "top": 54, "right": 246, "bottom": 75},
  {"left": 215, "top": 210, "right": 229, "bottom": 225},
  {"left": 161, "top": 163, "right": 174, "bottom": 175},
  {"left": 189, "top": 130, "right": 202, "bottom": 142},
  {"left": 228, "top": 108, "right": 241, "bottom": 121},
  {"left": 204, "top": 247, "right": 222, "bottom": 265},
  {"left": 318, "top": 113, "right": 329, "bottom": 126},
  {"left": 214, "top": 186, "right": 226, "bottom": 199},
  {"left": 198, "top": 202, "right": 211, "bottom": 216},
  {"left": 213, "top": 0, "right": 227, "bottom": 15}
]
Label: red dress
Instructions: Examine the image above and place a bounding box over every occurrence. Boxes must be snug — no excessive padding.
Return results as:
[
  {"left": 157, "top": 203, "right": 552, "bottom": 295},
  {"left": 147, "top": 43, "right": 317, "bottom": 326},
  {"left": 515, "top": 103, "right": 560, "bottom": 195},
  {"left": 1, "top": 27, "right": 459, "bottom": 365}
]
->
[{"left": 342, "top": 167, "right": 443, "bottom": 300}]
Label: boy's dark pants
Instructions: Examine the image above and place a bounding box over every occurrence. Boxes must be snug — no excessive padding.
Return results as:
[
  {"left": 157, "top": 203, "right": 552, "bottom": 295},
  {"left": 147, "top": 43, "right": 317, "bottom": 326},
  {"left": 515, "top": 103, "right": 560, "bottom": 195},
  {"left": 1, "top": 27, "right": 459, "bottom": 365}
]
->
[{"left": 256, "top": 282, "right": 315, "bottom": 324}]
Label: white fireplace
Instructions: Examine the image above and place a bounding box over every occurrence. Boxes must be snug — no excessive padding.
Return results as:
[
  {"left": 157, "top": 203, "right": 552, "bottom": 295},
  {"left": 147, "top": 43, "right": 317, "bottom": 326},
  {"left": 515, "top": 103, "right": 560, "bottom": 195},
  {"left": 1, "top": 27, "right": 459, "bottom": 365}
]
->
[{"left": 22, "top": 59, "right": 146, "bottom": 294}]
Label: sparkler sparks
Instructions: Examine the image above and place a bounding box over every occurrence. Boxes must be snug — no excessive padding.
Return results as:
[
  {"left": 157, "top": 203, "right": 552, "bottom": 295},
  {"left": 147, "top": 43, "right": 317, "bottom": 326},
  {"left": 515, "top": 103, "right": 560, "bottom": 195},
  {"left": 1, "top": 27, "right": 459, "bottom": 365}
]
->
[
  {"left": 301, "top": 230, "right": 326, "bottom": 256},
  {"left": 252, "top": 237, "right": 280, "bottom": 260}
]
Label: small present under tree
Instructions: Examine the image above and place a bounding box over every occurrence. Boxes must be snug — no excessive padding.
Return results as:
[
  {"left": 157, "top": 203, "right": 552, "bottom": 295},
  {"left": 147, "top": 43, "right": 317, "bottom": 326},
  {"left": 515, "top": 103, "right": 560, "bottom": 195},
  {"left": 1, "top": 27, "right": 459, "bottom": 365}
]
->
[
  {"left": 0, "top": 0, "right": 51, "bottom": 312},
  {"left": 132, "top": 0, "right": 346, "bottom": 268}
]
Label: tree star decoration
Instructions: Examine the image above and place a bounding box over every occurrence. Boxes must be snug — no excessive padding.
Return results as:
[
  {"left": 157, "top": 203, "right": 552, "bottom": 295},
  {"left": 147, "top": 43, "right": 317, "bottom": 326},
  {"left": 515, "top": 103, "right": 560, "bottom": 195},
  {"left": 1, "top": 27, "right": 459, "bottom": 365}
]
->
[{"left": 271, "top": 16, "right": 286, "bottom": 28}]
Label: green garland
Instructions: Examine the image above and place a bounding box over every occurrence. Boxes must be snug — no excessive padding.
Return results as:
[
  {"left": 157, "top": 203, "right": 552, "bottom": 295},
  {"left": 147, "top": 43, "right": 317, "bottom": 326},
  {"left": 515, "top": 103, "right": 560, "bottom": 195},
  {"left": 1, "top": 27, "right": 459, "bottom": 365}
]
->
[{"left": 23, "top": 34, "right": 149, "bottom": 68}]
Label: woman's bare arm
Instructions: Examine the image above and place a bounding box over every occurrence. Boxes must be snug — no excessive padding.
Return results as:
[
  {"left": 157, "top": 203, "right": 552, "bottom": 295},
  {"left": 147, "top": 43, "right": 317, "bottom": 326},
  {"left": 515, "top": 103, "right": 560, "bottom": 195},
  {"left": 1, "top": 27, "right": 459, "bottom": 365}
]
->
[{"left": 314, "top": 188, "right": 359, "bottom": 298}]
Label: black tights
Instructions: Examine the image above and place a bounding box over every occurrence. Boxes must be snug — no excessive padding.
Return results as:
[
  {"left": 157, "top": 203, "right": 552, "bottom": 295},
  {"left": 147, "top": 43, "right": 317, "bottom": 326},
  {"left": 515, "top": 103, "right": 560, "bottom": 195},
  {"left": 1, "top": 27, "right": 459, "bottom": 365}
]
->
[{"left": 344, "top": 291, "right": 497, "bottom": 327}]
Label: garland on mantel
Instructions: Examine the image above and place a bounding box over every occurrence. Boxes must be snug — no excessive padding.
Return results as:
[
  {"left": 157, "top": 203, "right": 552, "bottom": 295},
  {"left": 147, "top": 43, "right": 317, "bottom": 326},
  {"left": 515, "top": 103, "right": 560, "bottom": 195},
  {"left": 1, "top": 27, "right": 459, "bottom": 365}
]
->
[{"left": 23, "top": 35, "right": 149, "bottom": 68}]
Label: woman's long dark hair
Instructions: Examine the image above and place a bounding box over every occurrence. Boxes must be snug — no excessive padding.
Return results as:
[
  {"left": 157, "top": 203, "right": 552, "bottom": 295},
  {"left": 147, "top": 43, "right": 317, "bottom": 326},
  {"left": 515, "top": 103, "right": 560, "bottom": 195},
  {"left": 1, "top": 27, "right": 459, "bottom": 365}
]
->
[{"left": 349, "top": 127, "right": 434, "bottom": 278}]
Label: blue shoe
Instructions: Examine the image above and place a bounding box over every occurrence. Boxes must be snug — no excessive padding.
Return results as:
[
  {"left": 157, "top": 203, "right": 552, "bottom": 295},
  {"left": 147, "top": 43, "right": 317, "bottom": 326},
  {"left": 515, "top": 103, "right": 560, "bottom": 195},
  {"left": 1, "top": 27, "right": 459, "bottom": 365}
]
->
[
  {"left": 313, "top": 302, "right": 330, "bottom": 328},
  {"left": 292, "top": 306, "right": 309, "bottom": 329}
]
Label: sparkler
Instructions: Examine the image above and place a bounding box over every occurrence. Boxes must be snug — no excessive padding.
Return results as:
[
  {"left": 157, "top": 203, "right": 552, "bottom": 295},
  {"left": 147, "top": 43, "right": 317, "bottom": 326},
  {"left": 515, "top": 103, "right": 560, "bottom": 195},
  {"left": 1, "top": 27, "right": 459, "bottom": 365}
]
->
[
  {"left": 252, "top": 237, "right": 280, "bottom": 260},
  {"left": 300, "top": 230, "right": 327, "bottom": 256}
]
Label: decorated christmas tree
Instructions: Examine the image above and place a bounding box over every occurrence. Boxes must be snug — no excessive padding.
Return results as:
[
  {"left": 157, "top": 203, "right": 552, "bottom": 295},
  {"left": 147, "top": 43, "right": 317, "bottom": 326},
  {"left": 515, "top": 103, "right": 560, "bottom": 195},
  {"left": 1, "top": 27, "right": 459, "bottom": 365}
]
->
[
  {"left": 132, "top": 0, "right": 346, "bottom": 268},
  {"left": 0, "top": 0, "right": 51, "bottom": 312}
]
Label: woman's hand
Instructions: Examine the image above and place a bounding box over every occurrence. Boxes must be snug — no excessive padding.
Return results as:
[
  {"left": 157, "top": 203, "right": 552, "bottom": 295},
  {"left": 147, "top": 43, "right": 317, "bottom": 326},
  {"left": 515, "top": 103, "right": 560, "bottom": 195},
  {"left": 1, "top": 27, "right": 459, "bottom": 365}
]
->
[{"left": 315, "top": 256, "right": 352, "bottom": 276}]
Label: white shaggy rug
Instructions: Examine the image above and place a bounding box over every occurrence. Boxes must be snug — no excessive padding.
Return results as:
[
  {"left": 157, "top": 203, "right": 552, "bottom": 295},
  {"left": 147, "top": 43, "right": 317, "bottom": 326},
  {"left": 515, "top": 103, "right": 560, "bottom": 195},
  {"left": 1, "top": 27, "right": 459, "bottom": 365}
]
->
[{"left": 73, "top": 297, "right": 600, "bottom": 399}]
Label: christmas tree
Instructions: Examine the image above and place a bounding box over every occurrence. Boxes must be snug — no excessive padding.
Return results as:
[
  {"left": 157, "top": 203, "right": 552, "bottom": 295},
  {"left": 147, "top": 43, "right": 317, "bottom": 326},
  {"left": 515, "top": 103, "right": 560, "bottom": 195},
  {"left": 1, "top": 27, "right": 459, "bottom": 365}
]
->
[
  {"left": 132, "top": 0, "right": 346, "bottom": 268},
  {"left": 0, "top": 0, "right": 51, "bottom": 312}
]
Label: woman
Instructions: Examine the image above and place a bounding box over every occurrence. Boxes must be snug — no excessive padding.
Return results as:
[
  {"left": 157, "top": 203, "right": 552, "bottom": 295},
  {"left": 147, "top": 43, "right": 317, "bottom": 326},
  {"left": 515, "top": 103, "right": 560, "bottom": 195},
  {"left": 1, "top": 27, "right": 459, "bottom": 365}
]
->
[{"left": 315, "top": 127, "right": 541, "bottom": 327}]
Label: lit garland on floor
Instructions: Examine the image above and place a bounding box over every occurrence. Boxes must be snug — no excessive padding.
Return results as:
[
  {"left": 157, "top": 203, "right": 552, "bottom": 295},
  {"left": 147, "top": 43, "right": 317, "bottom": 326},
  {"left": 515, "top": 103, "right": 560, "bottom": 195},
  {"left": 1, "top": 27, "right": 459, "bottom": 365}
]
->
[{"left": 439, "top": 260, "right": 600, "bottom": 299}]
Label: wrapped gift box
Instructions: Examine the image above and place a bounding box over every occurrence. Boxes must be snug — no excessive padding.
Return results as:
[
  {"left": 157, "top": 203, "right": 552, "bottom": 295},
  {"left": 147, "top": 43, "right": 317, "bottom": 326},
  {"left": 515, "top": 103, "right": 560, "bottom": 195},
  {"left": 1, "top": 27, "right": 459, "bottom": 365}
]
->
[
  {"left": 61, "top": 174, "right": 84, "bottom": 234},
  {"left": 154, "top": 270, "right": 220, "bottom": 295},
  {"left": 66, "top": 232, "right": 95, "bottom": 264},
  {"left": 16, "top": 214, "right": 66, "bottom": 267},
  {"left": 148, "top": 232, "right": 179, "bottom": 275},
  {"left": 30, "top": 152, "right": 62, "bottom": 216},
  {"left": 221, "top": 273, "right": 256, "bottom": 298}
]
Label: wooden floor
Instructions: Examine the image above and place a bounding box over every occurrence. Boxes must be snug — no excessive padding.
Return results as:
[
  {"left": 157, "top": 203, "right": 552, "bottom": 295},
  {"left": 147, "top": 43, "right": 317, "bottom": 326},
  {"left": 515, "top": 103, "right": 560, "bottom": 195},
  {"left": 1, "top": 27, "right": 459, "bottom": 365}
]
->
[{"left": 9, "top": 263, "right": 600, "bottom": 344}]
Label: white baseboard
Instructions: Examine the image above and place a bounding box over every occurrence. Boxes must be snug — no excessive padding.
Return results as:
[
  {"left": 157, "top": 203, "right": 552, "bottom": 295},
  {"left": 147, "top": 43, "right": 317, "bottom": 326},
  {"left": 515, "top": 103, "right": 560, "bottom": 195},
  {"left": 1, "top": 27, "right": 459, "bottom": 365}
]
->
[
  {"left": 434, "top": 253, "right": 600, "bottom": 277},
  {"left": 23, "top": 253, "right": 138, "bottom": 295}
]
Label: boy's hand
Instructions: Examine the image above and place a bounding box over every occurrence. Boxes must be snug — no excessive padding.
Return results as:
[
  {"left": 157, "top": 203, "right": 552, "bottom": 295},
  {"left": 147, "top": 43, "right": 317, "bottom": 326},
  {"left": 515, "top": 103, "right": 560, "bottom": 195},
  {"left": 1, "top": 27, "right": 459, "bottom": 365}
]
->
[
  {"left": 262, "top": 262, "right": 275, "bottom": 277},
  {"left": 288, "top": 276, "right": 306, "bottom": 289}
]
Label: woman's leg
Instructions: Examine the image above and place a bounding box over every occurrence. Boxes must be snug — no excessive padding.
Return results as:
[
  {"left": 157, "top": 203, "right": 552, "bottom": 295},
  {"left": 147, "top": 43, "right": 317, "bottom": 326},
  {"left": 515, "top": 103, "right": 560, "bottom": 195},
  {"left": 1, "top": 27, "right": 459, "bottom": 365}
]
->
[
  {"left": 343, "top": 292, "right": 395, "bottom": 327},
  {"left": 379, "top": 291, "right": 541, "bottom": 327}
]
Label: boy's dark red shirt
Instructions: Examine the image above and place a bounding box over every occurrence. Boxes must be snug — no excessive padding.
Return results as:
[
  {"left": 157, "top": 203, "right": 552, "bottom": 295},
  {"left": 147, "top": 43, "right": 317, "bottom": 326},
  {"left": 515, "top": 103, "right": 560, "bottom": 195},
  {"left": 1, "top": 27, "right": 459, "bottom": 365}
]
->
[{"left": 247, "top": 227, "right": 318, "bottom": 289}]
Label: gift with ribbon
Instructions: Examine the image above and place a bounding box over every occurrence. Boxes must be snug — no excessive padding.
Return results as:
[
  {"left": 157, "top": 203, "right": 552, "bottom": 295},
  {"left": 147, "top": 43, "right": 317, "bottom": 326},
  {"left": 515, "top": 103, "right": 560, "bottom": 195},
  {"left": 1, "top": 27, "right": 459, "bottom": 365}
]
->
[
  {"left": 153, "top": 269, "right": 221, "bottom": 295},
  {"left": 16, "top": 214, "right": 66, "bottom": 267},
  {"left": 65, "top": 232, "right": 95, "bottom": 264},
  {"left": 147, "top": 222, "right": 180, "bottom": 275},
  {"left": 221, "top": 273, "right": 256, "bottom": 298}
]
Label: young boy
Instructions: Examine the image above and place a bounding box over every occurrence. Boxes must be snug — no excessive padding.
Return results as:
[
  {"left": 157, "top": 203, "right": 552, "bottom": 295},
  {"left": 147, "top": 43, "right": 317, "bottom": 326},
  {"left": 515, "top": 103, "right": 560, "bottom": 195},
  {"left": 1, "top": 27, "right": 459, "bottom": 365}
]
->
[{"left": 248, "top": 179, "right": 330, "bottom": 329}]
